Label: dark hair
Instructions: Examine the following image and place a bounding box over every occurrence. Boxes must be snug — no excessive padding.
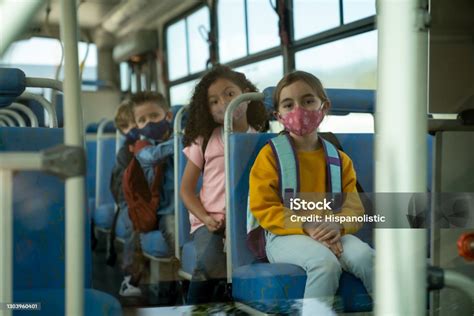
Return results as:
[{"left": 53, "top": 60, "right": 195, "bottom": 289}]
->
[
  {"left": 183, "top": 65, "right": 268, "bottom": 147},
  {"left": 130, "top": 91, "right": 169, "bottom": 111},
  {"left": 273, "top": 71, "right": 330, "bottom": 111}
]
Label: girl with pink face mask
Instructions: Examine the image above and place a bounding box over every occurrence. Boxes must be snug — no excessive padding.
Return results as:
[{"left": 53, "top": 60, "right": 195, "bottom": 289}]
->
[{"left": 249, "top": 71, "right": 374, "bottom": 307}]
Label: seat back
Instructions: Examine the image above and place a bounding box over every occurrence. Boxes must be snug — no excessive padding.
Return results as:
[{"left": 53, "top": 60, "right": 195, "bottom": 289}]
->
[
  {"left": 95, "top": 136, "right": 116, "bottom": 208},
  {"left": 0, "top": 68, "right": 26, "bottom": 107},
  {"left": 228, "top": 132, "right": 276, "bottom": 268},
  {"left": 86, "top": 140, "right": 97, "bottom": 200},
  {"left": 0, "top": 127, "right": 92, "bottom": 289}
]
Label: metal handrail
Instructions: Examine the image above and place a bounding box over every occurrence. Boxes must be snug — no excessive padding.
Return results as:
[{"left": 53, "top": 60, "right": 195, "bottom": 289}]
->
[
  {"left": 95, "top": 119, "right": 113, "bottom": 210},
  {"left": 173, "top": 105, "right": 189, "bottom": 260},
  {"left": 18, "top": 92, "right": 58, "bottom": 128},
  {"left": 223, "top": 92, "right": 264, "bottom": 283},
  {"left": 9, "top": 103, "right": 39, "bottom": 127},
  {"left": 0, "top": 115, "right": 15, "bottom": 127},
  {"left": 0, "top": 109, "right": 26, "bottom": 127}
]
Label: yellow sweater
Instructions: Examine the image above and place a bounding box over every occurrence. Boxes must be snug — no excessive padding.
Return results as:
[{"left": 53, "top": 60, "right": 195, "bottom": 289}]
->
[{"left": 249, "top": 142, "right": 364, "bottom": 235}]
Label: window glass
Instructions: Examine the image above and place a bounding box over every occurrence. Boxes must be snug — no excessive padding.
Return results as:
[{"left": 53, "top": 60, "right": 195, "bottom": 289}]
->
[
  {"left": 0, "top": 37, "right": 97, "bottom": 81},
  {"left": 234, "top": 56, "right": 283, "bottom": 92},
  {"left": 120, "top": 63, "right": 130, "bottom": 92},
  {"left": 169, "top": 79, "right": 198, "bottom": 106},
  {"left": 343, "top": 0, "right": 376, "bottom": 24},
  {"left": 187, "top": 7, "right": 210, "bottom": 74},
  {"left": 295, "top": 30, "right": 377, "bottom": 89},
  {"left": 247, "top": 0, "right": 279, "bottom": 54},
  {"left": 293, "top": 0, "right": 340, "bottom": 40},
  {"left": 218, "top": 0, "right": 247, "bottom": 63},
  {"left": 167, "top": 20, "right": 188, "bottom": 81}
]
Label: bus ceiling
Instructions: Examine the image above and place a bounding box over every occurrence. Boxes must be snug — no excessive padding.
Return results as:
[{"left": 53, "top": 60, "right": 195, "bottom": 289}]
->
[{"left": 22, "top": 0, "right": 198, "bottom": 46}]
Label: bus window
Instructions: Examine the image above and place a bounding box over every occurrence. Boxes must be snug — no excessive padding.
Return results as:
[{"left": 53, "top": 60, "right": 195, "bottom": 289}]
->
[
  {"left": 167, "top": 20, "right": 188, "bottom": 81},
  {"left": 170, "top": 79, "right": 198, "bottom": 106},
  {"left": 343, "top": 0, "right": 376, "bottom": 24},
  {"left": 120, "top": 62, "right": 130, "bottom": 92},
  {"left": 247, "top": 0, "right": 279, "bottom": 54},
  {"left": 0, "top": 37, "right": 97, "bottom": 91},
  {"left": 234, "top": 56, "right": 283, "bottom": 92},
  {"left": 295, "top": 30, "right": 377, "bottom": 90},
  {"left": 218, "top": 0, "right": 247, "bottom": 63},
  {"left": 293, "top": 0, "right": 340, "bottom": 40},
  {"left": 166, "top": 6, "right": 210, "bottom": 81},
  {"left": 187, "top": 7, "right": 210, "bottom": 74}
]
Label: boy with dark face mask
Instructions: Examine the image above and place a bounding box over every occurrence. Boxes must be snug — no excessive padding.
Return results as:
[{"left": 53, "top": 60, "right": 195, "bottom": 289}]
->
[{"left": 122, "top": 92, "right": 175, "bottom": 287}]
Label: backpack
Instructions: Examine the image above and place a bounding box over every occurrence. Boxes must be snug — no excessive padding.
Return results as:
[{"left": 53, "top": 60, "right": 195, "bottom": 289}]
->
[
  {"left": 123, "top": 140, "right": 165, "bottom": 233},
  {"left": 246, "top": 133, "right": 343, "bottom": 261}
]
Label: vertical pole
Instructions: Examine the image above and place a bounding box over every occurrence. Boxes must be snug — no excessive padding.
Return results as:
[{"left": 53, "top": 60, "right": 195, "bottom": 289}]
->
[
  {"left": 0, "top": 170, "right": 13, "bottom": 316},
  {"left": 60, "top": 0, "right": 85, "bottom": 315},
  {"left": 375, "top": 0, "right": 428, "bottom": 315}
]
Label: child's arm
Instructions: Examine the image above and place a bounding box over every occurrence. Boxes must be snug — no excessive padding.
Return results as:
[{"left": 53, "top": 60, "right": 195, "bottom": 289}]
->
[
  {"left": 249, "top": 145, "right": 305, "bottom": 236},
  {"left": 135, "top": 138, "right": 174, "bottom": 168},
  {"left": 180, "top": 160, "right": 222, "bottom": 232}
]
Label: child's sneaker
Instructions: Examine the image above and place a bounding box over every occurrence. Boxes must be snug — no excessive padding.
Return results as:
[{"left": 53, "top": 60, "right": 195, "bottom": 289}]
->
[{"left": 119, "top": 276, "right": 142, "bottom": 297}]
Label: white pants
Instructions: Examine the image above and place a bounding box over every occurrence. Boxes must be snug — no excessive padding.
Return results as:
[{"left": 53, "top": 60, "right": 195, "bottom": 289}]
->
[{"left": 266, "top": 233, "right": 374, "bottom": 306}]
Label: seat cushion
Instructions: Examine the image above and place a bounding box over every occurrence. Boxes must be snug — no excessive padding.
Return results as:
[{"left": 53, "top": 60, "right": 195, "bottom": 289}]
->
[
  {"left": 93, "top": 203, "right": 115, "bottom": 229},
  {"left": 181, "top": 241, "right": 197, "bottom": 275},
  {"left": 232, "top": 263, "right": 307, "bottom": 313},
  {"left": 233, "top": 263, "right": 372, "bottom": 313},
  {"left": 14, "top": 288, "right": 121, "bottom": 316},
  {"left": 140, "top": 230, "right": 170, "bottom": 258},
  {"left": 335, "top": 272, "right": 372, "bottom": 312}
]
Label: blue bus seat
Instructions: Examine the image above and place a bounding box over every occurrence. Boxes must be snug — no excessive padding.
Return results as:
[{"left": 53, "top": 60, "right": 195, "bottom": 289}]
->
[
  {"left": 86, "top": 140, "right": 97, "bottom": 214},
  {"left": 0, "top": 68, "right": 26, "bottom": 107},
  {"left": 0, "top": 126, "right": 121, "bottom": 315},
  {"left": 92, "top": 137, "right": 116, "bottom": 229},
  {"left": 140, "top": 230, "right": 171, "bottom": 258},
  {"left": 228, "top": 132, "right": 373, "bottom": 313},
  {"left": 86, "top": 122, "right": 116, "bottom": 134}
]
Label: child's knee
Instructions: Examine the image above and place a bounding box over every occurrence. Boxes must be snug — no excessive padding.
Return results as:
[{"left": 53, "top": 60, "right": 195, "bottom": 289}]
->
[{"left": 306, "top": 255, "right": 342, "bottom": 279}]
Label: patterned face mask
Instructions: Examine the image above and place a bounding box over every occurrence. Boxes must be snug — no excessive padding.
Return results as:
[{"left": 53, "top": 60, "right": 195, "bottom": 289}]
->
[{"left": 279, "top": 106, "right": 325, "bottom": 136}]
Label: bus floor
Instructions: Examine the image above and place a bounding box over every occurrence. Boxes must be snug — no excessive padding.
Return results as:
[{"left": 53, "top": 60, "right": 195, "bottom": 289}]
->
[{"left": 92, "top": 232, "right": 187, "bottom": 308}]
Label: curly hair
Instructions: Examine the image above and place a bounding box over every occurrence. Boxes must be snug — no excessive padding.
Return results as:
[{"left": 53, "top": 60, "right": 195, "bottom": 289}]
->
[{"left": 183, "top": 65, "right": 269, "bottom": 147}]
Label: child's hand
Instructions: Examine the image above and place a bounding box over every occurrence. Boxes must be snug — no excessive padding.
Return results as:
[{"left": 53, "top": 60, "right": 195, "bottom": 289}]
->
[
  {"left": 203, "top": 216, "right": 224, "bottom": 233},
  {"left": 322, "top": 240, "right": 343, "bottom": 258},
  {"left": 310, "top": 222, "right": 343, "bottom": 244}
]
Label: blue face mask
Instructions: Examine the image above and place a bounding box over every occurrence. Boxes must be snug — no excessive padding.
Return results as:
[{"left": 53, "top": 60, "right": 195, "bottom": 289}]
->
[
  {"left": 139, "top": 120, "right": 171, "bottom": 142},
  {"left": 125, "top": 127, "right": 140, "bottom": 143}
]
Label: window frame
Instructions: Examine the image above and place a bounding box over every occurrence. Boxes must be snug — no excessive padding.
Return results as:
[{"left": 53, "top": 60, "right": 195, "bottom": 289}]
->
[{"left": 163, "top": 0, "right": 376, "bottom": 105}]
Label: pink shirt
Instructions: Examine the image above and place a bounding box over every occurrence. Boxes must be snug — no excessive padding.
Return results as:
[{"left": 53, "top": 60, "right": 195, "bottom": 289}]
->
[{"left": 183, "top": 126, "right": 255, "bottom": 233}]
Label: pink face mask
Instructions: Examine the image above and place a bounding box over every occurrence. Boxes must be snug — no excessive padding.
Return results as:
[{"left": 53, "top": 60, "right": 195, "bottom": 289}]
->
[{"left": 279, "top": 106, "right": 325, "bottom": 136}]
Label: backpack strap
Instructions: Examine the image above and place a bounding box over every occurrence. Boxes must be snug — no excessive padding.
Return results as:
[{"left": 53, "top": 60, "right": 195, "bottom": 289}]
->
[
  {"left": 320, "top": 137, "right": 342, "bottom": 194},
  {"left": 268, "top": 133, "right": 300, "bottom": 200}
]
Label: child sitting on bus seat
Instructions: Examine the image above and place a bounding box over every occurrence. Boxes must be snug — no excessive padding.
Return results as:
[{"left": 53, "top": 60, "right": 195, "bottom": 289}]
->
[
  {"left": 119, "top": 92, "right": 176, "bottom": 296},
  {"left": 180, "top": 65, "right": 268, "bottom": 304},
  {"left": 106, "top": 100, "right": 142, "bottom": 296},
  {"left": 248, "top": 71, "right": 374, "bottom": 307}
]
